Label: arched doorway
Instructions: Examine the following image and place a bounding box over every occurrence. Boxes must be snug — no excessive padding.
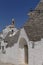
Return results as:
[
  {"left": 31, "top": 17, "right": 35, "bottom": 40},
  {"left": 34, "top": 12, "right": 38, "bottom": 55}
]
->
[
  {"left": 19, "top": 38, "right": 28, "bottom": 64},
  {"left": 24, "top": 45, "right": 28, "bottom": 64}
]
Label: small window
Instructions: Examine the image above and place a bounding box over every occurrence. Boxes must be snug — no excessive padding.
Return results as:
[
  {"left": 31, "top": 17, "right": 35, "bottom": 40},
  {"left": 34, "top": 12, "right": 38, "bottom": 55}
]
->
[
  {"left": 32, "top": 42, "right": 34, "bottom": 48},
  {"left": 2, "top": 46, "right": 6, "bottom": 54},
  {"left": 2, "top": 46, "right": 4, "bottom": 50},
  {"left": 11, "top": 30, "right": 14, "bottom": 34}
]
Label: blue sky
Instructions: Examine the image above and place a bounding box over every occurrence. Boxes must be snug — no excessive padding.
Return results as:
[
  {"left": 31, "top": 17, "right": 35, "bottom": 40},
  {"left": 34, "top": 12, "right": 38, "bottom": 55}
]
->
[{"left": 0, "top": 0, "right": 40, "bottom": 31}]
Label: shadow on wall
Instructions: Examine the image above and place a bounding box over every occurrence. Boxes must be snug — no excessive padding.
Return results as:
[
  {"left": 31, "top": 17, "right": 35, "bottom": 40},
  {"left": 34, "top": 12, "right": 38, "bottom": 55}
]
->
[{"left": 19, "top": 38, "right": 27, "bottom": 49}]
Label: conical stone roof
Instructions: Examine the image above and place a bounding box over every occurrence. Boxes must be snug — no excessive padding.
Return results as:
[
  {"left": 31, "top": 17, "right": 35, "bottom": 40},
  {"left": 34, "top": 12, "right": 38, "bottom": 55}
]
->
[
  {"left": 24, "top": 0, "right": 43, "bottom": 41},
  {"left": 40, "top": 0, "right": 43, "bottom": 2}
]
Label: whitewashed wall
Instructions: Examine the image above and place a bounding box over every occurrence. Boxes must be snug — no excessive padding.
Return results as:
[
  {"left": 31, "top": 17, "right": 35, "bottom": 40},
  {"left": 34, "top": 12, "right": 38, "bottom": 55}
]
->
[
  {"left": 18, "top": 28, "right": 29, "bottom": 64},
  {"left": 0, "top": 43, "right": 19, "bottom": 65},
  {"left": 29, "top": 39, "right": 43, "bottom": 65},
  {"left": 0, "top": 27, "right": 20, "bottom": 64},
  {"left": 0, "top": 28, "right": 29, "bottom": 65}
]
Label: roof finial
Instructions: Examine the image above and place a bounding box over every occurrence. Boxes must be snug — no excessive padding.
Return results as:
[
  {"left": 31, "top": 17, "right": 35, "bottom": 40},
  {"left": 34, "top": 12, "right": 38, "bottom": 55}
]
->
[
  {"left": 12, "top": 18, "right": 15, "bottom": 24},
  {"left": 11, "top": 18, "right": 15, "bottom": 28}
]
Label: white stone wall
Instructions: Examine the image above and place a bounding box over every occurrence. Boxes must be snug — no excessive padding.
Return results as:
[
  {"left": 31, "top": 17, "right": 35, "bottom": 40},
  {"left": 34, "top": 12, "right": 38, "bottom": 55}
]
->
[
  {"left": 29, "top": 39, "right": 43, "bottom": 65},
  {"left": 0, "top": 43, "right": 19, "bottom": 65},
  {"left": 0, "top": 26, "right": 20, "bottom": 64},
  {"left": 18, "top": 28, "right": 29, "bottom": 64},
  {"left": 0, "top": 28, "right": 29, "bottom": 65}
]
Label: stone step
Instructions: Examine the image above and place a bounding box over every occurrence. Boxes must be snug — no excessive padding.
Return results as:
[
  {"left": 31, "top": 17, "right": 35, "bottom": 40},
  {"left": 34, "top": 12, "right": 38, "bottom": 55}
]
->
[
  {"left": 19, "top": 64, "right": 28, "bottom": 65},
  {"left": 0, "top": 61, "right": 15, "bottom": 65}
]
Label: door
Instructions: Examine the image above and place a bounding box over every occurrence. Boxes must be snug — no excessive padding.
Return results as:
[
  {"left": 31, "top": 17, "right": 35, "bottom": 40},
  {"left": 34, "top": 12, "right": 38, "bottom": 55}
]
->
[{"left": 24, "top": 45, "right": 28, "bottom": 64}]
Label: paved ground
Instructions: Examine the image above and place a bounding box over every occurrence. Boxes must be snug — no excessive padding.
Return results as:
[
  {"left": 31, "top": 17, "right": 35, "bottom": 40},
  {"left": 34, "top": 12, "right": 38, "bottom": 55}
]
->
[
  {"left": 0, "top": 61, "right": 14, "bottom": 65},
  {"left": 0, "top": 61, "right": 28, "bottom": 65}
]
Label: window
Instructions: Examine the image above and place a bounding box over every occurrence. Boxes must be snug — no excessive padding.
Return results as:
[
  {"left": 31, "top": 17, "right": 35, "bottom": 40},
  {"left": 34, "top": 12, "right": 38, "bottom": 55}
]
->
[
  {"left": 32, "top": 42, "right": 34, "bottom": 48},
  {"left": 12, "top": 30, "right": 14, "bottom": 33},
  {"left": 2, "top": 46, "right": 6, "bottom": 54}
]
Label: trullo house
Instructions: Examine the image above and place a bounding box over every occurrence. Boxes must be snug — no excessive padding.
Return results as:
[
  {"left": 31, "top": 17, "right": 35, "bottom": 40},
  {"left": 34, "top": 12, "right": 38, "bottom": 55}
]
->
[{"left": 0, "top": 0, "right": 43, "bottom": 65}]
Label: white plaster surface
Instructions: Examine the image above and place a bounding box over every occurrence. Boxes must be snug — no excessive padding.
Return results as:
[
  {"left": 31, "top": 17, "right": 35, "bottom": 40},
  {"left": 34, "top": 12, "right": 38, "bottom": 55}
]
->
[
  {"left": 18, "top": 28, "right": 29, "bottom": 64},
  {"left": 0, "top": 43, "right": 19, "bottom": 64},
  {"left": 29, "top": 39, "right": 43, "bottom": 65}
]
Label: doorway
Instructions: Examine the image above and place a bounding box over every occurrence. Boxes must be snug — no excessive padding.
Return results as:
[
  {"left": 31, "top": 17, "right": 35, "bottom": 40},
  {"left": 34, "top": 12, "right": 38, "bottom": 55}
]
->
[
  {"left": 24, "top": 45, "right": 28, "bottom": 64},
  {"left": 19, "top": 38, "right": 28, "bottom": 64}
]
